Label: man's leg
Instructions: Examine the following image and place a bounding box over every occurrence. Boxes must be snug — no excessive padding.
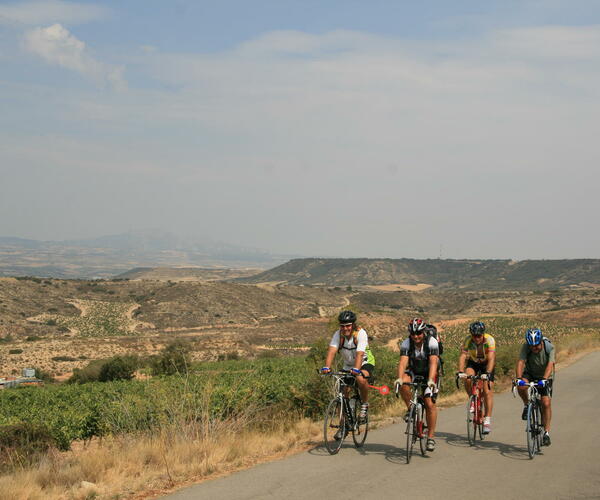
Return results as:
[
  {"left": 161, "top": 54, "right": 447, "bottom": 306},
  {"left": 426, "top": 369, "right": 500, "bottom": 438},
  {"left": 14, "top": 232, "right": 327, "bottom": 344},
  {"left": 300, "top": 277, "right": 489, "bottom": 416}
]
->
[
  {"left": 541, "top": 396, "right": 552, "bottom": 432},
  {"left": 400, "top": 373, "right": 413, "bottom": 409},
  {"left": 424, "top": 396, "right": 437, "bottom": 438},
  {"left": 464, "top": 367, "right": 475, "bottom": 397},
  {"left": 482, "top": 381, "right": 494, "bottom": 418}
]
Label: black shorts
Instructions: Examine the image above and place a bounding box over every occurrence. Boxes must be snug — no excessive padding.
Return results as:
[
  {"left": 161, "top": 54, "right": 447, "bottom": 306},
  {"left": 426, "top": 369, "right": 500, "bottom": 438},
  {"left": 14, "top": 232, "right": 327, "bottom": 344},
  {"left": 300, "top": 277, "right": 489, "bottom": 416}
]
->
[
  {"left": 466, "top": 360, "right": 495, "bottom": 382},
  {"left": 404, "top": 370, "right": 438, "bottom": 402},
  {"left": 361, "top": 363, "right": 374, "bottom": 382},
  {"left": 522, "top": 374, "right": 552, "bottom": 397}
]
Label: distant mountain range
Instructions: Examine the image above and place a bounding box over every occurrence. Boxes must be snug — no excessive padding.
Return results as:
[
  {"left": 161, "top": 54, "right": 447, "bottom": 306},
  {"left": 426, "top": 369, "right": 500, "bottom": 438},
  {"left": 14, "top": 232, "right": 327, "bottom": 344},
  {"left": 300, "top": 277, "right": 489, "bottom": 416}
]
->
[
  {"left": 235, "top": 258, "right": 600, "bottom": 290},
  {"left": 0, "top": 232, "right": 294, "bottom": 279}
]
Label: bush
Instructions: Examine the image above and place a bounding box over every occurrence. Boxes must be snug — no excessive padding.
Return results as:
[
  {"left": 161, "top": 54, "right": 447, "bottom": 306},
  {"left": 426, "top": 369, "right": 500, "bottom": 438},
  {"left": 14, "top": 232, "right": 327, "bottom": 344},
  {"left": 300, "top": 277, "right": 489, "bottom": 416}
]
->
[
  {"left": 69, "top": 360, "right": 105, "bottom": 384},
  {"left": 52, "top": 356, "right": 77, "bottom": 362},
  {"left": 25, "top": 336, "right": 42, "bottom": 342},
  {"left": 99, "top": 356, "right": 138, "bottom": 382},
  {"left": 0, "top": 422, "right": 60, "bottom": 469},
  {"left": 151, "top": 340, "right": 191, "bottom": 376},
  {"left": 8, "top": 349, "right": 23, "bottom": 355}
]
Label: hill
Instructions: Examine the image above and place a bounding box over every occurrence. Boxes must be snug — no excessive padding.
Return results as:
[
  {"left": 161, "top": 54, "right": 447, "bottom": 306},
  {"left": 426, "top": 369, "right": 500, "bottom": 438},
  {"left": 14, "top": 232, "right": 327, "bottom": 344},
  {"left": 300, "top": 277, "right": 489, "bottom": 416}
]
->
[
  {"left": 0, "top": 232, "right": 293, "bottom": 278},
  {"left": 235, "top": 258, "right": 600, "bottom": 290},
  {"left": 115, "top": 267, "right": 260, "bottom": 281}
]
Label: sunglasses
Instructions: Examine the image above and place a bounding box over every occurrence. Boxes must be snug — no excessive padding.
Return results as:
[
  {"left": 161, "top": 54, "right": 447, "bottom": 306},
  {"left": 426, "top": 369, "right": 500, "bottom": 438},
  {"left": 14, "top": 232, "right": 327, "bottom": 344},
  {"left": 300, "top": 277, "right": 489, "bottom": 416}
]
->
[
  {"left": 472, "top": 333, "right": 483, "bottom": 337},
  {"left": 410, "top": 331, "right": 424, "bottom": 336}
]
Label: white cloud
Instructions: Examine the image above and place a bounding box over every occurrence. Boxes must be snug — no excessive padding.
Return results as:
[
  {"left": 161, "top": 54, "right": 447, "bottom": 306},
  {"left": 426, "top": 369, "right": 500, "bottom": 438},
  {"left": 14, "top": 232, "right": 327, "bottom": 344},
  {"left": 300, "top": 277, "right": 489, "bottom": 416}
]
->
[
  {"left": 23, "top": 24, "right": 126, "bottom": 90},
  {"left": 0, "top": 0, "right": 107, "bottom": 26}
]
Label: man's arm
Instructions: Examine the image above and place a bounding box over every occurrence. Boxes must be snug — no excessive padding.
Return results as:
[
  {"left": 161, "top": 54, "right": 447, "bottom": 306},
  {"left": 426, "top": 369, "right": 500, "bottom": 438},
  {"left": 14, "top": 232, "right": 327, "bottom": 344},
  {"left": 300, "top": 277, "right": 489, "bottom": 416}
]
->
[
  {"left": 428, "top": 355, "right": 439, "bottom": 381},
  {"left": 543, "top": 361, "right": 555, "bottom": 380},
  {"left": 397, "top": 355, "right": 409, "bottom": 379},
  {"left": 458, "top": 351, "right": 467, "bottom": 372},
  {"left": 324, "top": 345, "right": 337, "bottom": 368},
  {"left": 354, "top": 351, "right": 365, "bottom": 371},
  {"left": 515, "top": 359, "right": 525, "bottom": 379},
  {"left": 486, "top": 351, "right": 496, "bottom": 373}
]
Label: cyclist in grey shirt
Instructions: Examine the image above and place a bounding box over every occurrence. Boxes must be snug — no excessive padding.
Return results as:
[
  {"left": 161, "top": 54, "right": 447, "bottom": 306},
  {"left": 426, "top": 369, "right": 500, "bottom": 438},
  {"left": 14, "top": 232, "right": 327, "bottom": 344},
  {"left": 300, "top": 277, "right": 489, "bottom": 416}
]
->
[{"left": 515, "top": 328, "right": 555, "bottom": 446}]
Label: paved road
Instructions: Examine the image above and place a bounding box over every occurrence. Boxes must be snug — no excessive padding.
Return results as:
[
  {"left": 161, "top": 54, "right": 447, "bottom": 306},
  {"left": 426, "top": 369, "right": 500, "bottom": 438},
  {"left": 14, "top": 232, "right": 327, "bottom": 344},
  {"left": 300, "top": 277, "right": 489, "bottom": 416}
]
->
[{"left": 164, "top": 352, "right": 600, "bottom": 500}]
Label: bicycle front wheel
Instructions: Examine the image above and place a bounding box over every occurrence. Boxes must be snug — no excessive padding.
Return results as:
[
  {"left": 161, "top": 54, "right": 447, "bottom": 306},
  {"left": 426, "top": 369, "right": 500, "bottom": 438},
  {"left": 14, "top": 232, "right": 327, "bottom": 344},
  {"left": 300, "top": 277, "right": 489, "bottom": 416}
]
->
[
  {"left": 405, "top": 406, "right": 416, "bottom": 464},
  {"left": 324, "top": 398, "right": 345, "bottom": 455},
  {"left": 477, "top": 397, "right": 486, "bottom": 441},
  {"left": 418, "top": 404, "right": 428, "bottom": 456},
  {"left": 467, "top": 395, "right": 476, "bottom": 446},
  {"left": 526, "top": 403, "right": 537, "bottom": 459},
  {"left": 534, "top": 404, "right": 543, "bottom": 452},
  {"left": 351, "top": 396, "right": 368, "bottom": 448}
]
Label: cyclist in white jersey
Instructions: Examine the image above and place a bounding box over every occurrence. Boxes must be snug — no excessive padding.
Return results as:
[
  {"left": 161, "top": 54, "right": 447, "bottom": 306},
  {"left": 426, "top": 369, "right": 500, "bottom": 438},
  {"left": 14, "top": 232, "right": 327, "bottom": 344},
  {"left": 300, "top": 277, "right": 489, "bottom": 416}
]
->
[{"left": 321, "top": 311, "right": 375, "bottom": 424}]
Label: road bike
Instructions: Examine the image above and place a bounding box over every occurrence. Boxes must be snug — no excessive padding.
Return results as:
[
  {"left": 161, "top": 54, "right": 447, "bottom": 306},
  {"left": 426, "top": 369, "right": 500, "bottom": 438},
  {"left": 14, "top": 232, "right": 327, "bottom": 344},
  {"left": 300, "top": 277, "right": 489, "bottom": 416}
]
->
[
  {"left": 321, "top": 370, "right": 369, "bottom": 455},
  {"left": 513, "top": 380, "right": 546, "bottom": 459},
  {"left": 456, "top": 373, "right": 489, "bottom": 446},
  {"left": 398, "top": 375, "right": 429, "bottom": 463}
]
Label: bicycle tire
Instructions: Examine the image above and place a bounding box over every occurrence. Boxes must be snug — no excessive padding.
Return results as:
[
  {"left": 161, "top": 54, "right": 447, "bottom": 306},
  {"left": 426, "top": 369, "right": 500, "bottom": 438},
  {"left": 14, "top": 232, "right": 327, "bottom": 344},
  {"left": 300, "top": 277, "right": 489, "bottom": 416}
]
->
[
  {"left": 535, "top": 404, "right": 543, "bottom": 452},
  {"left": 418, "top": 403, "right": 428, "bottom": 456},
  {"left": 526, "top": 402, "right": 537, "bottom": 459},
  {"left": 477, "top": 397, "right": 486, "bottom": 441},
  {"left": 467, "top": 395, "right": 476, "bottom": 446},
  {"left": 351, "top": 396, "right": 368, "bottom": 448},
  {"left": 406, "top": 406, "right": 415, "bottom": 464},
  {"left": 323, "top": 398, "right": 345, "bottom": 455}
]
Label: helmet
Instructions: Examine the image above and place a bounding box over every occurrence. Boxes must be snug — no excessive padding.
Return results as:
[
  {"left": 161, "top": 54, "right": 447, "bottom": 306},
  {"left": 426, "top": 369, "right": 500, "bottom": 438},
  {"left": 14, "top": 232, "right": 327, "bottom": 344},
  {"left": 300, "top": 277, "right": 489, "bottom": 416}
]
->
[
  {"left": 338, "top": 310, "right": 356, "bottom": 324},
  {"left": 408, "top": 317, "right": 427, "bottom": 335},
  {"left": 469, "top": 321, "right": 485, "bottom": 335},
  {"left": 525, "top": 328, "right": 543, "bottom": 345}
]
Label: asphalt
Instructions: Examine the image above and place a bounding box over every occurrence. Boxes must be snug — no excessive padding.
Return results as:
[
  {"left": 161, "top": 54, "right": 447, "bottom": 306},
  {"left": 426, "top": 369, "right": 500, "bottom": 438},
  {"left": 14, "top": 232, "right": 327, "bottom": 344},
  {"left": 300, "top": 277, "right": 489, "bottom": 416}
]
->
[{"left": 162, "top": 351, "right": 600, "bottom": 500}]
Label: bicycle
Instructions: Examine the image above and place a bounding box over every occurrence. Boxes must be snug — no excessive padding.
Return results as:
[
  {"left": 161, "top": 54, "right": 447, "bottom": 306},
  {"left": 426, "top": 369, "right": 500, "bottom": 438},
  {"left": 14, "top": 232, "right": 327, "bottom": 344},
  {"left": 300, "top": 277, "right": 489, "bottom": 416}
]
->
[
  {"left": 397, "top": 375, "right": 429, "bottom": 463},
  {"left": 456, "top": 373, "right": 489, "bottom": 446},
  {"left": 321, "top": 370, "right": 369, "bottom": 455},
  {"left": 513, "top": 379, "right": 546, "bottom": 459}
]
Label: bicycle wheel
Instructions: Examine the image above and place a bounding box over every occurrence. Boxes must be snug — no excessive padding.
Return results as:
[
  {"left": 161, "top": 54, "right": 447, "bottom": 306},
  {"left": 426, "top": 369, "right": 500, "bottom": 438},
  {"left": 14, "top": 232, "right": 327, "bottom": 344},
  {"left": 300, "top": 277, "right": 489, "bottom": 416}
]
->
[
  {"left": 324, "top": 398, "right": 345, "bottom": 455},
  {"left": 351, "top": 396, "right": 368, "bottom": 448},
  {"left": 477, "top": 397, "right": 486, "bottom": 441},
  {"left": 534, "top": 404, "right": 543, "bottom": 452},
  {"left": 526, "top": 403, "right": 537, "bottom": 459},
  {"left": 418, "top": 404, "right": 428, "bottom": 456},
  {"left": 466, "top": 395, "right": 476, "bottom": 446},
  {"left": 405, "top": 406, "right": 416, "bottom": 464}
]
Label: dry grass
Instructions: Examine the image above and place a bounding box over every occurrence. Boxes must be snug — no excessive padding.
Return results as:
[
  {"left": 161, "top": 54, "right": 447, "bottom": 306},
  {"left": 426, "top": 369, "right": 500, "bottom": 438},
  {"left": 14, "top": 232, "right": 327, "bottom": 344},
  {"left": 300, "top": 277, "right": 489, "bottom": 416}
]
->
[{"left": 0, "top": 416, "right": 322, "bottom": 500}]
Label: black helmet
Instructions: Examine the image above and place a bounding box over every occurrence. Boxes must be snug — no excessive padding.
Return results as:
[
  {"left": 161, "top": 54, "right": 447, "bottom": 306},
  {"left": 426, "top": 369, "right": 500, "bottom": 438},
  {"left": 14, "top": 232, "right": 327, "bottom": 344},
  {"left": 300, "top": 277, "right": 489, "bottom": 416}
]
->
[
  {"left": 338, "top": 310, "right": 357, "bottom": 324},
  {"left": 469, "top": 321, "right": 485, "bottom": 335}
]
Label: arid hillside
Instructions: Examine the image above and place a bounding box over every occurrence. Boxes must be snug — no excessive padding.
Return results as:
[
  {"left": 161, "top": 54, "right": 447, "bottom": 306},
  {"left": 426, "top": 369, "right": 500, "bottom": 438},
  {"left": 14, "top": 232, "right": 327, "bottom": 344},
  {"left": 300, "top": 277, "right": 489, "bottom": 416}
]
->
[
  {"left": 236, "top": 257, "right": 600, "bottom": 289},
  {"left": 1, "top": 275, "right": 600, "bottom": 378}
]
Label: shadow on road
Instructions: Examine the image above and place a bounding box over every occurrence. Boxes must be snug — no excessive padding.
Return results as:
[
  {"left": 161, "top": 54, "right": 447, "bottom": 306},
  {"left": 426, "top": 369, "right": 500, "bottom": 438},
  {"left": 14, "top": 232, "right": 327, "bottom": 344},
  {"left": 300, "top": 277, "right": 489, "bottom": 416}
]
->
[{"left": 436, "top": 431, "right": 530, "bottom": 460}]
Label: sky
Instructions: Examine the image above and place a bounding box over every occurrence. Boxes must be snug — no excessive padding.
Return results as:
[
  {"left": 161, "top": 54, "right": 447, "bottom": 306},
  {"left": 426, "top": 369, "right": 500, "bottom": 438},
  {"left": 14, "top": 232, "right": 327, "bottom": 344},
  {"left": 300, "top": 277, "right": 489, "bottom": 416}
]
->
[{"left": 1, "top": 0, "right": 600, "bottom": 260}]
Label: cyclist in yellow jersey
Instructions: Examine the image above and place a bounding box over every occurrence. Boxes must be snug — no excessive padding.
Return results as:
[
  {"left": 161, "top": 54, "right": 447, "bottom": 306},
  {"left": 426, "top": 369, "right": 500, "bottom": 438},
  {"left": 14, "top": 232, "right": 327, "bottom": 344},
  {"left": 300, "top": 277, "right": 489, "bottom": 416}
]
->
[{"left": 457, "top": 321, "right": 496, "bottom": 434}]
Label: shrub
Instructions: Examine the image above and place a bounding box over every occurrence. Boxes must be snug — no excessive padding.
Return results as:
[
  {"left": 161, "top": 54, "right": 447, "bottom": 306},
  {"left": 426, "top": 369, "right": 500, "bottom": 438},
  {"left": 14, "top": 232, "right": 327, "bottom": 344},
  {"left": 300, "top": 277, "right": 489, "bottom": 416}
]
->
[
  {"left": 52, "top": 356, "right": 78, "bottom": 362},
  {"left": 8, "top": 349, "right": 23, "bottom": 355},
  {"left": 25, "top": 336, "right": 42, "bottom": 342},
  {"left": 45, "top": 319, "right": 57, "bottom": 326},
  {"left": 69, "top": 360, "right": 105, "bottom": 384},
  {"left": 151, "top": 340, "right": 191, "bottom": 376},
  {"left": 0, "top": 422, "right": 60, "bottom": 470},
  {"left": 99, "top": 356, "right": 138, "bottom": 382}
]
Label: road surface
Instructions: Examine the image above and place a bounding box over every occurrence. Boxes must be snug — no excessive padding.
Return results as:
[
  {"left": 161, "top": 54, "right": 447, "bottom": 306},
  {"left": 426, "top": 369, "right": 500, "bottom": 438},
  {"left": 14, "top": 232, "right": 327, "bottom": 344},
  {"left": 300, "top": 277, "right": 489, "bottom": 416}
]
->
[{"left": 163, "top": 351, "right": 600, "bottom": 500}]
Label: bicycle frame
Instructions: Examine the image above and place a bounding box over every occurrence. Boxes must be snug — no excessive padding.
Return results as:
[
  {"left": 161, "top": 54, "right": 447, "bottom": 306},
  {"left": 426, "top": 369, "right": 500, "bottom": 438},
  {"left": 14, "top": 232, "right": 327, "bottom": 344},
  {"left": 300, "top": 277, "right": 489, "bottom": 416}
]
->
[
  {"left": 457, "top": 374, "right": 489, "bottom": 445},
  {"left": 322, "top": 370, "right": 368, "bottom": 454},
  {"left": 402, "top": 375, "right": 429, "bottom": 463},
  {"left": 514, "top": 380, "right": 545, "bottom": 459}
]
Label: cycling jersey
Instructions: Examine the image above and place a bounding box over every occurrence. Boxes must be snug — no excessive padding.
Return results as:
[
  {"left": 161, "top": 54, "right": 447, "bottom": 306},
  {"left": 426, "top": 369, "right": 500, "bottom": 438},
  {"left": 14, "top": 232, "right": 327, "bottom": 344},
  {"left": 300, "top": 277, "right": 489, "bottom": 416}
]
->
[
  {"left": 461, "top": 333, "right": 496, "bottom": 363},
  {"left": 519, "top": 342, "right": 555, "bottom": 379},
  {"left": 329, "top": 328, "right": 375, "bottom": 370},
  {"left": 400, "top": 336, "right": 439, "bottom": 375}
]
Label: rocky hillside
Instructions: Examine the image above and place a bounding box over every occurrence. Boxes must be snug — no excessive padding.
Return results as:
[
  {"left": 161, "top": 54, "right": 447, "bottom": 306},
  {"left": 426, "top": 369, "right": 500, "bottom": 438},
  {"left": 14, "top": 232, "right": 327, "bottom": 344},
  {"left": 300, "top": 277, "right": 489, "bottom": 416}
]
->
[{"left": 236, "top": 258, "right": 600, "bottom": 290}]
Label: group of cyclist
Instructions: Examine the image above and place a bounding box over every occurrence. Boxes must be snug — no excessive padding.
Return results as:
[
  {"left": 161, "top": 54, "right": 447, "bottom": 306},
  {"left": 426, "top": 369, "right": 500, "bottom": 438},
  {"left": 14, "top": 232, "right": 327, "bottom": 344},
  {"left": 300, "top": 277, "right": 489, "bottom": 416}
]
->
[{"left": 321, "top": 311, "right": 555, "bottom": 451}]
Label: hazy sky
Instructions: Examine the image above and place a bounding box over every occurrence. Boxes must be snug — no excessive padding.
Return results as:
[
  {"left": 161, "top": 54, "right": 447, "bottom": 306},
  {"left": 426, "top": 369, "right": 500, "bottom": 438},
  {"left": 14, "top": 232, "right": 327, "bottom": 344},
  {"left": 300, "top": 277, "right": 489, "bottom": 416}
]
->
[{"left": 1, "top": 0, "right": 599, "bottom": 259}]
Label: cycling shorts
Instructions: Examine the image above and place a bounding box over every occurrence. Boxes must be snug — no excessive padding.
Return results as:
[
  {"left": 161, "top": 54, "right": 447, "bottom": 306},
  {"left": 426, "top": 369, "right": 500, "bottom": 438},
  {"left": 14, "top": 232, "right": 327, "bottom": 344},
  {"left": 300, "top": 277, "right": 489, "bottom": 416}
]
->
[
  {"left": 404, "top": 370, "right": 438, "bottom": 401},
  {"left": 466, "top": 360, "right": 495, "bottom": 381},
  {"left": 522, "top": 373, "right": 552, "bottom": 397}
]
